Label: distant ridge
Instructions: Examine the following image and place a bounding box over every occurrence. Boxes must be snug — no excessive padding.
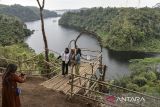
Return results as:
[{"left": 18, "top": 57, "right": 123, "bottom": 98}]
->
[
  {"left": 0, "top": 4, "right": 59, "bottom": 22},
  {"left": 55, "top": 8, "right": 89, "bottom": 15}
]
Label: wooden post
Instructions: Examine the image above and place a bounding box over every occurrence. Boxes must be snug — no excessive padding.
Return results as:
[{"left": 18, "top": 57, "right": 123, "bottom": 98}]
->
[
  {"left": 99, "top": 65, "right": 107, "bottom": 92},
  {"left": 70, "top": 71, "right": 74, "bottom": 98},
  {"left": 71, "top": 65, "right": 74, "bottom": 78},
  {"left": 100, "top": 42, "right": 103, "bottom": 66},
  {"left": 102, "top": 65, "right": 107, "bottom": 81},
  {"left": 98, "top": 65, "right": 103, "bottom": 92},
  {"left": 90, "top": 63, "right": 94, "bottom": 75},
  {"left": 98, "top": 80, "right": 102, "bottom": 92},
  {"left": 98, "top": 42, "right": 103, "bottom": 77}
]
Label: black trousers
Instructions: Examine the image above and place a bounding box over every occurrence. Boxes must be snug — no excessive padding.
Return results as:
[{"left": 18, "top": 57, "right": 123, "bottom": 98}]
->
[{"left": 62, "top": 61, "right": 68, "bottom": 75}]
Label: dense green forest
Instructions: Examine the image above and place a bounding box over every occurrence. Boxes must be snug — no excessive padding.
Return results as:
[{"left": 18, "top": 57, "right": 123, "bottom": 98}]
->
[
  {"left": 0, "top": 14, "right": 32, "bottom": 46},
  {"left": 59, "top": 7, "right": 160, "bottom": 52},
  {"left": 0, "top": 13, "right": 34, "bottom": 67},
  {"left": 113, "top": 58, "right": 160, "bottom": 95},
  {"left": 0, "top": 4, "right": 58, "bottom": 22},
  {"left": 0, "top": 13, "right": 34, "bottom": 64}
]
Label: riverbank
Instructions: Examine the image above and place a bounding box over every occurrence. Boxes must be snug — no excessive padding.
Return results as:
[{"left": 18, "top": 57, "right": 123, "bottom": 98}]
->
[{"left": 59, "top": 25, "right": 160, "bottom": 55}]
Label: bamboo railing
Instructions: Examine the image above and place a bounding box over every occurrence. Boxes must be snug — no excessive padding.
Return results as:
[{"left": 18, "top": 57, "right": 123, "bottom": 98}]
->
[{"left": 69, "top": 73, "right": 160, "bottom": 107}]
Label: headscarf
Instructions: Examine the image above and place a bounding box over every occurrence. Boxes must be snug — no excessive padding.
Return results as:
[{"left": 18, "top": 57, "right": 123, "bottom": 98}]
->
[{"left": 2, "top": 64, "right": 17, "bottom": 86}]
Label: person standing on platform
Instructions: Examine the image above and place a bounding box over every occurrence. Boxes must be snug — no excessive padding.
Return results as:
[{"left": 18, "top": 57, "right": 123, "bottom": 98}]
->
[
  {"left": 58, "top": 48, "right": 70, "bottom": 76},
  {"left": 75, "top": 48, "right": 81, "bottom": 75},
  {"left": 69, "top": 49, "right": 76, "bottom": 72}
]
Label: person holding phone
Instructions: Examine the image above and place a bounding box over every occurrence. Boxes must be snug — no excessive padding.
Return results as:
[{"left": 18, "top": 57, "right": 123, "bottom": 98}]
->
[{"left": 2, "top": 64, "right": 26, "bottom": 107}]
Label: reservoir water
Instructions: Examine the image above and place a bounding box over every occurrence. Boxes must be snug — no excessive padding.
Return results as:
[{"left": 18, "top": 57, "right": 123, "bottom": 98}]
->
[{"left": 25, "top": 17, "right": 159, "bottom": 80}]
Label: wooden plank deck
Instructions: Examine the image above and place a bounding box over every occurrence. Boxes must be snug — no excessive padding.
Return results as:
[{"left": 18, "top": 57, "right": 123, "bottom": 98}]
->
[{"left": 40, "top": 62, "right": 99, "bottom": 95}]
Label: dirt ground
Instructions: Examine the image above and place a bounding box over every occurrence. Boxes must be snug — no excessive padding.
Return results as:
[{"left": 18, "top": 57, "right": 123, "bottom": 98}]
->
[{"left": 0, "top": 76, "right": 94, "bottom": 107}]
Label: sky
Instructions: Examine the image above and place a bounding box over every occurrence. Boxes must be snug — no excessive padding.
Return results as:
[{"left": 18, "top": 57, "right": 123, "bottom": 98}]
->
[{"left": 0, "top": 0, "right": 160, "bottom": 10}]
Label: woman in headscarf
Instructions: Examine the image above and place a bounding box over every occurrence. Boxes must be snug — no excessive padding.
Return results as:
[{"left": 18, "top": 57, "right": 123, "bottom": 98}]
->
[
  {"left": 2, "top": 64, "right": 26, "bottom": 107},
  {"left": 69, "top": 49, "right": 76, "bottom": 74},
  {"left": 75, "top": 48, "right": 81, "bottom": 75}
]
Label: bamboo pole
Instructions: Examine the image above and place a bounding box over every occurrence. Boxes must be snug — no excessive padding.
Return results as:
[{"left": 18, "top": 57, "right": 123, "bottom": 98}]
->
[
  {"left": 69, "top": 92, "right": 118, "bottom": 107},
  {"left": 70, "top": 73, "right": 160, "bottom": 100},
  {"left": 70, "top": 72, "right": 74, "bottom": 98},
  {"left": 102, "top": 65, "right": 107, "bottom": 81},
  {"left": 68, "top": 82, "right": 147, "bottom": 107},
  {"left": 84, "top": 82, "right": 97, "bottom": 96}
]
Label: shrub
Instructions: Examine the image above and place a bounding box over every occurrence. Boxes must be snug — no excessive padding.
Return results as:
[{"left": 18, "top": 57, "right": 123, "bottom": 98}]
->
[
  {"left": 133, "top": 76, "right": 147, "bottom": 87},
  {"left": 139, "top": 85, "right": 150, "bottom": 92},
  {"left": 144, "top": 71, "right": 157, "bottom": 81},
  {"left": 114, "top": 76, "right": 131, "bottom": 88},
  {"left": 127, "top": 83, "right": 139, "bottom": 91}
]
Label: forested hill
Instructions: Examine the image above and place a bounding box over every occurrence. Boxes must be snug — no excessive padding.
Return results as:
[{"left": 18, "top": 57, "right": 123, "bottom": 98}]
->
[
  {"left": 59, "top": 7, "right": 160, "bottom": 52},
  {"left": 0, "top": 4, "right": 58, "bottom": 22},
  {"left": 0, "top": 14, "right": 32, "bottom": 46}
]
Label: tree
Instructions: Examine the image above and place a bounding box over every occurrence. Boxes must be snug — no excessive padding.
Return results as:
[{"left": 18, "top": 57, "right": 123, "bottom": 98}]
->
[{"left": 36, "top": 0, "right": 50, "bottom": 76}]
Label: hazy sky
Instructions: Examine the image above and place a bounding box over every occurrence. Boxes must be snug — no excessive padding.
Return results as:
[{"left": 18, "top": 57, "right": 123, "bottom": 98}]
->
[{"left": 0, "top": 0, "right": 160, "bottom": 10}]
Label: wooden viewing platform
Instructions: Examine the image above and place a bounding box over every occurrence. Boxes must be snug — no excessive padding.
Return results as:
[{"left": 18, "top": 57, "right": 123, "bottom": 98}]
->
[{"left": 40, "top": 61, "right": 100, "bottom": 95}]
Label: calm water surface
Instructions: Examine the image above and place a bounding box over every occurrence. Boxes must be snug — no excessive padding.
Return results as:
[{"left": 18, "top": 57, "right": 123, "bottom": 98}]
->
[{"left": 25, "top": 17, "right": 159, "bottom": 79}]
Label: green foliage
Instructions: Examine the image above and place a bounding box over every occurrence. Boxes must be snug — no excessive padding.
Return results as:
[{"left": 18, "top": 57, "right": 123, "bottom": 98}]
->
[
  {"left": 0, "top": 44, "right": 61, "bottom": 75},
  {"left": 0, "top": 43, "right": 35, "bottom": 67},
  {"left": 113, "top": 75, "right": 131, "bottom": 88},
  {"left": 59, "top": 7, "right": 160, "bottom": 52},
  {"left": 140, "top": 71, "right": 157, "bottom": 81},
  {"left": 0, "top": 14, "right": 32, "bottom": 46},
  {"left": 139, "top": 85, "right": 150, "bottom": 92},
  {"left": 0, "top": 43, "right": 34, "bottom": 58},
  {"left": 133, "top": 76, "right": 147, "bottom": 87},
  {"left": 127, "top": 83, "right": 139, "bottom": 91},
  {"left": 114, "top": 58, "right": 160, "bottom": 95},
  {"left": 36, "top": 53, "right": 61, "bottom": 75},
  {"left": 0, "top": 4, "right": 58, "bottom": 22}
]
